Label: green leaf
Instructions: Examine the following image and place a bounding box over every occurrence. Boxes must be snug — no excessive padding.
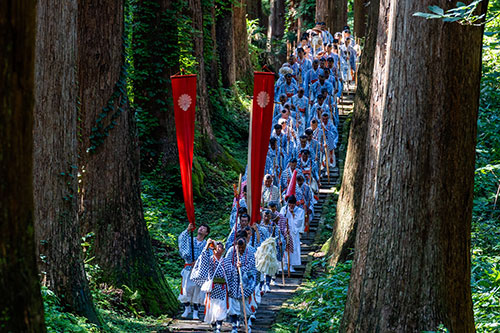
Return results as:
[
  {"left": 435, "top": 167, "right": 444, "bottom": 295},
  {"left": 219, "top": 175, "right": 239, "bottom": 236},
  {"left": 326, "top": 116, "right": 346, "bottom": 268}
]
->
[{"left": 428, "top": 5, "right": 444, "bottom": 15}]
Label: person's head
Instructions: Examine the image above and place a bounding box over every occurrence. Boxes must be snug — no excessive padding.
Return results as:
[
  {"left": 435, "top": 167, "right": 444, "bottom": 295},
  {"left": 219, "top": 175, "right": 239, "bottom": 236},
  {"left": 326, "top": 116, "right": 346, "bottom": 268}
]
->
[
  {"left": 297, "top": 174, "right": 305, "bottom": 186},
  {"left": 287, "top": 195, "right": 297, "bottom": 210},
  {"left": 289, "top": 158, "right": 297, "bottom": 171},
  {"left": 264, "top": 174, "right": 273, "bottom": 187},
  {"left": 279, "top": 94, "right": 287, "bottom": 104},
  {"left": 322, "top": 112, "right": 329, "bottom": 124},
  {"left": 270, "top": 137, "right": 277, "bottom": 150},
  {"left": 281, "top": 108, "right": 289, "bottom": 120},
  {"left": 285, "top": 73, "right": 292, "bottom": 84},
  {"left": 321, "top": 87, "right": 328, "bottom": 99},
  {"left": 297, "top": 47, "right": 305, "bottom": 59},
  {"left": 288, "top": 55, "right": 295, "bottom": 65},
  {"left": 240, "top": 213, "right": 250, "bottom": 227},
  {"left": 238, "top": 206, "right": 248, "bottom": 218},
  {"left": 312, "top": 59, "right": 319, "bottom": 70},
  {"left": 236, "top": 237, "right": 247, "bottom": 254},
  {"left": 214, "top": 242, "right": 224, "bottom": 259},
  {"left": 326, "top": 44, "right": 333, "bottom": 52},
  {"left": 242, "top": 185, "right": 247, "bottom": 196},
  {"left": 198, "top": 224, "right": 210, "bottom": 239},
  {"left": 317, "top": 94, "right": 325, "bottom": 104},
  {"left": 242, "top": 227, "right": 252, "bottom": 243},
  {"left": 268, "top": 201, "right": 278, "bottom": 212},
  {"left": 262, "top": 209, "right": 271, "bottom": 223},
  {"left": 343, "top": 29, "right": 351, "bottom": 39},
  {"left": 298, "top": 87, "right": 304, "bottom": 98},
  {"left": 274, "top": 123, "right": 282, "bottom": 136},
  {"left": 318, "top": 69, "right": 325, "bottom": 83},
  {"left": 299, "top": 134, "right": 307, "bottom": 147},
  {"left": 300, "top": 37, "right": 308, "bottom": 46},
  {"left": 327, "top": 57, "right": 334, "bottom": 68},
  {"left": 345, "top": 37, "right": 351, "bottom": 47},
  {"left": 319, "top": 58, "right": 326, "bottom": 69},
  {"left": 311, "top": 118, "right": 318, "bottom": 130},
  {"left": 301, "top": 149, "right": 310, "bottom": 161},
  {"left": 305, "top": 128, "right": 313, "bottom": 140}
]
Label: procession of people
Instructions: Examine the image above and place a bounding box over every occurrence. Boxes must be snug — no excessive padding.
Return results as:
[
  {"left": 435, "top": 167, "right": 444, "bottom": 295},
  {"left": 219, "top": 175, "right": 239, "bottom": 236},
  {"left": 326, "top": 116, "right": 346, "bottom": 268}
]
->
[{"left": 177, "top": 23, "right": 359, "bottom": 333}]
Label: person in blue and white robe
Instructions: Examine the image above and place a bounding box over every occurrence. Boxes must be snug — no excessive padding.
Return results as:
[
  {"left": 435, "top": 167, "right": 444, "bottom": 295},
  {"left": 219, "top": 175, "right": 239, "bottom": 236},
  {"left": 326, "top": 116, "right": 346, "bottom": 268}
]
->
[
  {"left": 226, "top": 232, "right": 258, "bottom": 332},
  {"left": 277, "top": 73, "right": 299, "bottom": 100},
  {"left": 297, "top": 149, "right": 319, "bottom": 192},
  {"left": 295, "top": 174, "right": 316, "bottom": 224},
  {"left": 303, "top": 60, "right": 320, "bottom": 97},
  {"left": 290, "top": 87, "right": 309, "bottom": 135},
  {"left": 318, "top": 112, "right": 339, "bottom": 168},
  {"left": 191, "top": 240, "right": 232, "bottom": 333},
  {"left": 178, "top": 224, "right": 210, "bottom": 319}
]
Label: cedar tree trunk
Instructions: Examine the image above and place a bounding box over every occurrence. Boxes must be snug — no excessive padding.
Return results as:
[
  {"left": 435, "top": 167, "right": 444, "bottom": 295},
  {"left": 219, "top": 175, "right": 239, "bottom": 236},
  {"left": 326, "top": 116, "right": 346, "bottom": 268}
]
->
[
  {"left": 0, "top": 1, "right": 46, "bottom": 331},
  {"left": 328, "top": 0, "right": 379, "bottom": 267},
  {"left": 77, "top": 0, "right": 178, "bottom": 316},
  {"left": 131, "top": 0, "right": 179, "bottom": 171},
  {"left": 33, "top": 0, "right": 100, "bottom": 324},
  {"left": 315, "top": 0, "right": 347, "bottom": 34},
  {"left": 353, "top": 0, "right": 368, "bottom": 39},
  {"left": 190, "top": 0, "right": 223, "bottom": 156},
  {"left": 341, "top": 0, "right": 487, "bottom": 331},
  {"left": 216, "top": 0, "right": 236, "bottom": 88},
  {"left": 233, "top": 0, "right": 254, "bottom": 88}
]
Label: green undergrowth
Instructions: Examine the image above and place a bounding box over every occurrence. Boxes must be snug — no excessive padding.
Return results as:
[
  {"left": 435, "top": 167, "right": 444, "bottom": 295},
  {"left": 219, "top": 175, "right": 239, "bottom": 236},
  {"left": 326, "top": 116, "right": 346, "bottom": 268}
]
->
[{"left": 273, "top": 259, "right": 352, "bottom": 333}]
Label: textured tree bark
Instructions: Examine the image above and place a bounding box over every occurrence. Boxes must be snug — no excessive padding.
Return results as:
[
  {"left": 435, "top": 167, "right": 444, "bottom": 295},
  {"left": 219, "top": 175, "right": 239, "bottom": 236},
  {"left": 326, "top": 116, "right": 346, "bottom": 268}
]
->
[
  {"left": 78, "top": 0, "right": 178, "bottom": 316},
  {"left": 33, "top": 0, "right": 100, "bottom": 324},
  {"left": 315, "top": 0, "right": 347, "bottom": 34},
  {"left": 131, "top": 0, "right": 179, "bottom": 171},
  {"left": 328, "top": 0, "right": 379, "bottom": 268},
  {"left": 190, "top": 0, "right": 223, "bottom": 156},
  {"left": 216, "top": 0, "right": 236, "bottom": 88},
  {"left": 246, "top": 0, "right": 266, "bottom": 29},
  {"left": 0, "top": 1, "right": 46, "bottom": 331},
  {"left": 267, "top": 0, "right": 285, "bottom": 44},
  {"left": 353, "top": 0, "right": 368, "bottom": 39},
  {"left": 233, "top": 0, "right": 254, "bottom": 87},
  {"left": 341, "top": 1, "right": 487, "bottom": 331}
]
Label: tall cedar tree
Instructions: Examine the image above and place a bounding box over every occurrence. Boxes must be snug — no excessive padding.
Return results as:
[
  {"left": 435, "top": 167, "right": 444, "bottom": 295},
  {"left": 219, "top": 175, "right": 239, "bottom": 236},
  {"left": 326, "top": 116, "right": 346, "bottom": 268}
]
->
[
  {"left": 33, "top": 0, "right": 100, "bottom": 324},
  {"left": 233, "top": 0, "right": 254, "bottom": 88},
  {"left": 353, "top": 0, "right": 368, "bottom": 39},
  {"left": 246, "top": 0, "right": 267, "bottom": 29},
  {"left": 189, "top": 0, "right": 223, "bottom": 156},
  {"left": 315, "top": 0, "right": 347, "bottom": 33},
  {"left": 268, "top": 0, "right": 286, "bottom": 66},
  {"left": 131, "top": 0, "right": 180, "bottom": 171},
  {"left": 341, "top": 0, "right": 487, "bottom": 331},
  {"left": 0, "top": 1, "right": 46, "bottom": 331},
  {"left": 216, "top": 0, "right": 236, "bottom": 89},
  {"left": 328, "top": 0, "right": 379, "bottom": 267},
  {"left": 77, "top": 0, "right": 178, "bottom": 316}
]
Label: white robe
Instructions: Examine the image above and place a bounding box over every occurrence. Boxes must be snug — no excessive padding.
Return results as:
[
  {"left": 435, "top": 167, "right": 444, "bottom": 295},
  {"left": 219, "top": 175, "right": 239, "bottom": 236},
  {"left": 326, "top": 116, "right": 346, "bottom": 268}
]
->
[{"left": 279, "top": 205, "right": 305, "bottom": 266}]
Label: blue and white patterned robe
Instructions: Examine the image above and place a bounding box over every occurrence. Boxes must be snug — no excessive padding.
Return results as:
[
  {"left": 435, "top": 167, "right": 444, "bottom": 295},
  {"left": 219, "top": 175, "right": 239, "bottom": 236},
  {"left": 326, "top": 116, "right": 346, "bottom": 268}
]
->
[
  {"left": 318, "top": 120, "right": 338, "bottom": 151},
  {"left": 178, "top": 229, "right": 207, "bottom": 268},
  {"left": 225, "top": 246, "right": 257, "bottom": 299}
]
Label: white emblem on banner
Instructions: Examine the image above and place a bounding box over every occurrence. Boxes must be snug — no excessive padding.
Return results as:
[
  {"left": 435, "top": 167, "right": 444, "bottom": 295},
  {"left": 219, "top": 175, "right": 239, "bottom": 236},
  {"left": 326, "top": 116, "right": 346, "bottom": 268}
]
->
[
  {"left": 178, "top": 94, "right": 192, "bottom": 111},
  {"left": 256, "top": 91, "right": 270, "bottom": 108}
]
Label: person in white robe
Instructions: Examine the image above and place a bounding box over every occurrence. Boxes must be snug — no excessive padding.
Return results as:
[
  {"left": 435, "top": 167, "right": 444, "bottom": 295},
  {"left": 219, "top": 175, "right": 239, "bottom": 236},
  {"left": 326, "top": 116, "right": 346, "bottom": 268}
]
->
[{"left": 279, "top": 195, "right": 305, "bottom": 272}]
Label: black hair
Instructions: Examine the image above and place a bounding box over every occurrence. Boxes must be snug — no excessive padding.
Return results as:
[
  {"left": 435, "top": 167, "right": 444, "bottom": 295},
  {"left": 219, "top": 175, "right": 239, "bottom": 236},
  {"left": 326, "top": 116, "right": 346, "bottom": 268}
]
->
[
  {"left": 300, "top": 134, "right": 307, "bottom": 140},
  {"left": 237, "top": 238, "right": 246, "bottom": 246},
  {"left": 297, "top": 47, "right": 304, "bottom": 53},
  {"left": 289, "top": 158, "right": 297, "bottom": 163},
  {"left": 313, "top": 59, "right": 319, "bottom": 64},
  {"left": 243, "top": 185, "right": 247, "bottom": 193},
  {"left": 305, "top": 128, "right": 313, "bottom": 135},
  {"left": 240, "top": 213, "right": 250, "bottom": 221},
  {"left": 237, "top": 230, "right": 248, "bottom": 240},
  {"left": 297, "top": 175, "right": 304, "bottom": 181},
  {"left": 311, "top": 118, "right": 318, "bottom": 124},
  {"left": 287, "top": 195, "right": 297, "bottom": 204},
  {"left": 270, "top": 137, "right": 277, "bottom": 145},
  {"left": 200, "top": 223, "right": 211, "bottom": 236},
  {"left": 268, "top": 201, "right": 277, "bottom": 208},
  {"left": 238, "top": 207, "right": 248, "bottom": 215},
  {"left": 274, "top": 124, "right": 282, "bottom": 130}
]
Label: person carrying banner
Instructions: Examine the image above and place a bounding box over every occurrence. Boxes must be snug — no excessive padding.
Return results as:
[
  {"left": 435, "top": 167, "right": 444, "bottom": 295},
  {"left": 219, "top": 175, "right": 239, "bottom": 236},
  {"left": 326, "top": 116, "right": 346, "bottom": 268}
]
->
[{"left": 178, "top": 224, "right": 210, "bottom": 319}]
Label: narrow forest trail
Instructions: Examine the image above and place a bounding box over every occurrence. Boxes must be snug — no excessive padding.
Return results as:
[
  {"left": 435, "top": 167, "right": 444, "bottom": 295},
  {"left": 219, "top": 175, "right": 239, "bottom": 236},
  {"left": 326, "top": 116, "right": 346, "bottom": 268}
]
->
[{"left": 166, "top": 85, "right": 356, "bottom": 333}]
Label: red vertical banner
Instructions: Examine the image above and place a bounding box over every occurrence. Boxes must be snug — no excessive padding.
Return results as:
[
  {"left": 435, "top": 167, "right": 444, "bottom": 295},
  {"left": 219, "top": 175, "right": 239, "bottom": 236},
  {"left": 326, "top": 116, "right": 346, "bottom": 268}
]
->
[
  {"left": 247, "top": 72, "right": 275, "bottom": 225},
  {"left": 171, "top": 74, "right": 197, "bottom": 227}
]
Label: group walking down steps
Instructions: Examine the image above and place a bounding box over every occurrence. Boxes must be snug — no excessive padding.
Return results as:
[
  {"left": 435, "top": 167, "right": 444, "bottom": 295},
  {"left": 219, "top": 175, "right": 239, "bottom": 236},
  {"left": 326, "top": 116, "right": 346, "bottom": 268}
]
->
[{"left": 168, "top": 22, "right": 358, "bottom": 329}]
